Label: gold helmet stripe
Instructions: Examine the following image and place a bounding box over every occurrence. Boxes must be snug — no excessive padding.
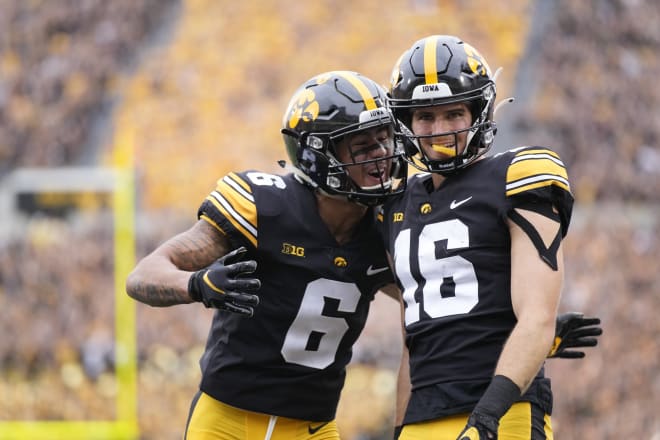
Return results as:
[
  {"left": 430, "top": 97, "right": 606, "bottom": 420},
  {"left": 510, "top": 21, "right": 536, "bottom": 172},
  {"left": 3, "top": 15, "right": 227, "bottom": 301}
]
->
[
  {"left": 335, "top": 71, "right": 377, "bottom": 110},
  {"left": 424, "top": 36, "right": 439, "bottom": 85}
]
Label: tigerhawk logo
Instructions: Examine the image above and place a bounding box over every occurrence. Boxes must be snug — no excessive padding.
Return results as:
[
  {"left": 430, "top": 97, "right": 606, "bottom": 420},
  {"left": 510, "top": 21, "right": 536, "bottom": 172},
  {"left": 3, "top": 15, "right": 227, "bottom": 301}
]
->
[
  {"left": 287, "top": 89, "right": 319, "bottom": 129},
  {"left": 334, "top": 256, "right": 348, "bottom": 267},
  {"left": 464, "top": 43, "right": 491, "bottom": 76}
]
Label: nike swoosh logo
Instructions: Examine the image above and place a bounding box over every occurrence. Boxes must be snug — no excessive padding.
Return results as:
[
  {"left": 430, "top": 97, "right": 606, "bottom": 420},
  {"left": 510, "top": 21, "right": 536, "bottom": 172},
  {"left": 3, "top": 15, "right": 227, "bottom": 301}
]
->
[
  {"left": 308, "top": 421, "right": 329, "bottom": 434},
  {"left": 450, "top": 196, "right": 473, "bottom": 209},
  {"left": 366, "top": 265, "right": 390, "bottom": 276}
]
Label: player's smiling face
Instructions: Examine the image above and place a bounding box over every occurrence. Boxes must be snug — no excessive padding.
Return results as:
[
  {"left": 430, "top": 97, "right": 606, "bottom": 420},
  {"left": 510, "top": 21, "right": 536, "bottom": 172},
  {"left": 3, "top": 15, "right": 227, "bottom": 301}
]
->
[
  {"left": 334, "top": 125, "right": 394, "bottom": 190},
  {"left": 411, "top": 102, "right": 472, "bottom": 160}
]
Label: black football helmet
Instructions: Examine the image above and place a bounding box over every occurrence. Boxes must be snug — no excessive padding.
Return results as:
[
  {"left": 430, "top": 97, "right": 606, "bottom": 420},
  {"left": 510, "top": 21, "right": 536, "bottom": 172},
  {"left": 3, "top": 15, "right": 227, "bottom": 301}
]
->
[
  {"left": 388, "top": 35, "right": 497, "bottom": 175},
  {"left": 281, "top": 71, "right": 407, "bottom": 206}
]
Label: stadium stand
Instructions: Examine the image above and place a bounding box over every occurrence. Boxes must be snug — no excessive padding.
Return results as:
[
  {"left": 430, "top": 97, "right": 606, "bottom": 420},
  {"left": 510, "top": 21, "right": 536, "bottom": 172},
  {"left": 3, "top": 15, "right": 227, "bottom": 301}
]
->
[
  {"left": 510, "top": 0, "right": 660, "bottom": 202},
  {"left": 1, "top": 0, "right": 658, "bottom": 438}
]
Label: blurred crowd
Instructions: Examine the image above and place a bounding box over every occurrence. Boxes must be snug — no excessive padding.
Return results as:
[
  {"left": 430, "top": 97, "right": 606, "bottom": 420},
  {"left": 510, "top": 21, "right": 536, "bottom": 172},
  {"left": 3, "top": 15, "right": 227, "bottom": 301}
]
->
[
  {"left": 512, "top": 0, "right": 660, "bottom": 202},
  {"left": 0, "top": 0, "right": 177, "bottom": 174},
  {"left": 1, "top": 0, "right": 658, "bottom": 439},
  {"left": 547, "top": 207, "right": 659, "bottom": 438}
]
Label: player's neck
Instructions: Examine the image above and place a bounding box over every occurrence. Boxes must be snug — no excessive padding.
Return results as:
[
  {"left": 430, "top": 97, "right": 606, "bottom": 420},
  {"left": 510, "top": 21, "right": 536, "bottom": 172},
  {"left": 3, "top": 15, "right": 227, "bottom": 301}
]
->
[
  {"left": 316, "top": 193, "right": 368, "bottom": 245},
  {"left": 430, "top": 155, "right": 485, "bottom": 189},
  {"left": 431, "top": 173, "right": 446, "bottom": 190}
]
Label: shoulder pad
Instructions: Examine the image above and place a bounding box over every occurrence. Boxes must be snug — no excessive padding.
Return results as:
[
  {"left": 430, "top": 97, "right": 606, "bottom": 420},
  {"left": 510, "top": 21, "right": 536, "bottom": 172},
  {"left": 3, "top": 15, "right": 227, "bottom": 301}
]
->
[
  {"left": 505, "top": 147, "right": 571, "bottom": 197},
  {"left": 201, "top": 171, "right": 258, "bottom": 247}
]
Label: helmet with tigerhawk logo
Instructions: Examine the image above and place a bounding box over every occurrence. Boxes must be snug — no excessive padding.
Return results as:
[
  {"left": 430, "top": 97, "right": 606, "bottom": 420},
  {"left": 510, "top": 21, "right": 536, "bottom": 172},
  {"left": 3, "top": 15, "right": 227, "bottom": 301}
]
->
[
  {"left": 281, "top": 71, "right": 407, "bottom": 206},
  {"left": 388, "top": 35, "right": 498, "bottom": 175}
]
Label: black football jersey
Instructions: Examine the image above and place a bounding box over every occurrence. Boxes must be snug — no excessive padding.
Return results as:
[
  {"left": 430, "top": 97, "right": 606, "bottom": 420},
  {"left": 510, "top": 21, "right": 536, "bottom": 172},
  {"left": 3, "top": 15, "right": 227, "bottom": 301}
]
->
[
  {"left": 379, "top": 147, "right": 573, "bottom": 423},
  {"left": 196, "top": 171, "right": 394, "bottom": 422}
]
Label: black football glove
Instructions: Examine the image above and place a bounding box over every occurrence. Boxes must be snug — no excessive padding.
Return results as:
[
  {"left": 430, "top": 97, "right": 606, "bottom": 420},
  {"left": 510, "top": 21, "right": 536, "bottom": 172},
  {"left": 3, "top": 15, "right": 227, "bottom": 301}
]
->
[
  {"left": 548, "top": 312, "right": 602, "bottom": 359},
  {"left": 457, "top": 375, "right": 520, "bottom": 440},
  {"left": 456, "top": 411, "right": 498, "bottom": 440},
  {"left": 188, "top": 246, "right": 260, "bottom": 316}
]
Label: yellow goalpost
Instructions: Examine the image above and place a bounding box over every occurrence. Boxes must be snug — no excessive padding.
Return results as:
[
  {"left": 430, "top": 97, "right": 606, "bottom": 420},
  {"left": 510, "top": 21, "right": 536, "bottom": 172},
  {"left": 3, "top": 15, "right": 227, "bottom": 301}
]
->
[{"left": 0, "top": 130, "right": 139, "bottom": 439}]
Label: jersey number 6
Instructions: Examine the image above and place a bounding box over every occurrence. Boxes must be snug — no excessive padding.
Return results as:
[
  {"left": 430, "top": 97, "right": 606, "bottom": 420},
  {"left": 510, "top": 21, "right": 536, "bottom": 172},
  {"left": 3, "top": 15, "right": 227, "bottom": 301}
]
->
[{"left": 281, "top": 279, "right": 361, "bottom": 369}]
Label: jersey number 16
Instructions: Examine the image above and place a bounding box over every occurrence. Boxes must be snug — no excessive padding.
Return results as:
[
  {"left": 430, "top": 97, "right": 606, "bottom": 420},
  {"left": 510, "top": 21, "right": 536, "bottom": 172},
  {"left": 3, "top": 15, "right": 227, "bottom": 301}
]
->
[{"left": 394, "top": 219, "right": 479, "bottom": 326}]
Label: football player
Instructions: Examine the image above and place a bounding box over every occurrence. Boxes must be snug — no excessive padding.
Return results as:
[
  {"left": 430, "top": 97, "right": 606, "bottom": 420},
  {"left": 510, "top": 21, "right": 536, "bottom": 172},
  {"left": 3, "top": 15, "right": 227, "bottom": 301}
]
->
[
  {"left": 126, "top": 68, "right": 600, "bottom": 439},
  {"left": 382, "top": 35, "right": 587, "bottom": 439},
  {"left": 126, "top": 70, "right": 408, "bottom": 440}
]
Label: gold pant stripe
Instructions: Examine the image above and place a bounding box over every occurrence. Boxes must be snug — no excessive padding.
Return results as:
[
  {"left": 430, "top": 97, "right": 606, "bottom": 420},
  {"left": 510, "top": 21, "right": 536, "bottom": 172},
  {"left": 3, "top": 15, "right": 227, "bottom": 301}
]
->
[
  {"left": 400, "top": 401, "right": 553, "bottom": 440},
  {"left": 185, "top": 392, "right": 339, "bottom": 440}
]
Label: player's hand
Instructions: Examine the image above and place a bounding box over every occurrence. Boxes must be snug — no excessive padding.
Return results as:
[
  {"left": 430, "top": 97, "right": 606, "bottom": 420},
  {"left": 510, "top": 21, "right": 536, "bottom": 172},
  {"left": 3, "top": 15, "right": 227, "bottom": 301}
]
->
[
  {"left": 456, "top": 411, "right": 498, "bottom": 440},
  {"left": 188, "top": 246, "right": 260, "bottom": 316},
  {"left": 548, "top": 312, "right": 602, "bottom": 358}
]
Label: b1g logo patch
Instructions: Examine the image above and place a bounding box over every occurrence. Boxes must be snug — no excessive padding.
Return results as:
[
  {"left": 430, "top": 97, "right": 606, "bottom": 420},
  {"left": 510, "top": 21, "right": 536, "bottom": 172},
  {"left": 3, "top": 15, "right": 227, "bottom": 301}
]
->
[{"left": 282, "top": 243, "right": 305, "bottom": 257}]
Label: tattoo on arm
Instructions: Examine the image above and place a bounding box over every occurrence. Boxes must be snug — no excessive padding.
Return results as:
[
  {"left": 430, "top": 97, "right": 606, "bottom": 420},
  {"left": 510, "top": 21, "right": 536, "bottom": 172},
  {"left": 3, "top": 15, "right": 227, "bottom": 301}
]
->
[
  {"left": 166, "top": 229, "right": 225, "bottom": 271},
  {"left": 130, "top": 280, "right": 191, "bottom": 307},
  {"left": 127, "top": 220, "right": 230, "bottom": 307}
]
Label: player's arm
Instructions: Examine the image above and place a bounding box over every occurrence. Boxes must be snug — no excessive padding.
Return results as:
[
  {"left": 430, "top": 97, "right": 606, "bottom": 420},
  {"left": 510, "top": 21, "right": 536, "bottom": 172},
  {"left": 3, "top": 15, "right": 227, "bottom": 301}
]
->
[
  {"left": 394, "top": 294, "right": 410, "bottom": 439},
  {"left": 126, "top": 219, "right": 230, "bottom": 306},
  {"left": 127, "top": 219, "right": 238, "bottom": 306},
  {"left": 499, "top": 207, "right": 563, "bottom": 388},
  {"left": 382, "top": 251, "right": 410, "bottom": 438},
  {"left": 380, "top": 283, "right": 400, "bottom": 300},
  {"left": 458, "top": 208, "right": 563, "bottom": 439},
  {"left": 127, "top": 219, "right": 260, "bottom": 314}
]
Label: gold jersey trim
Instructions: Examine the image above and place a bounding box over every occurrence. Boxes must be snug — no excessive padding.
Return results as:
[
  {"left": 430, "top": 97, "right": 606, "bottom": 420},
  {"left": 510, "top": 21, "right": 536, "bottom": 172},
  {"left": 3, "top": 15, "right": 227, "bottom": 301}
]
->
[
  {"left": 206, "top": 174, "right": 257, "bottom": 247},
  {"left": 506, "top": 149, "right": 571, "bottom": 197},
  {"left": 200, "top": 214, "right": 227, "bottom": 236}
]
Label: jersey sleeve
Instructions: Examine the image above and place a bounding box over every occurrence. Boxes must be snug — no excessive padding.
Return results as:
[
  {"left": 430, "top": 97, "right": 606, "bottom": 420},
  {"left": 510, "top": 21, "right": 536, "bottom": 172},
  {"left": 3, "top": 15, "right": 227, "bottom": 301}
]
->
[
  {"left": 504, "top": 147, "right": 574, "bottom": 236},
  {"left": 197, "top": 171, "right": 258, "bottom": 249}
]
